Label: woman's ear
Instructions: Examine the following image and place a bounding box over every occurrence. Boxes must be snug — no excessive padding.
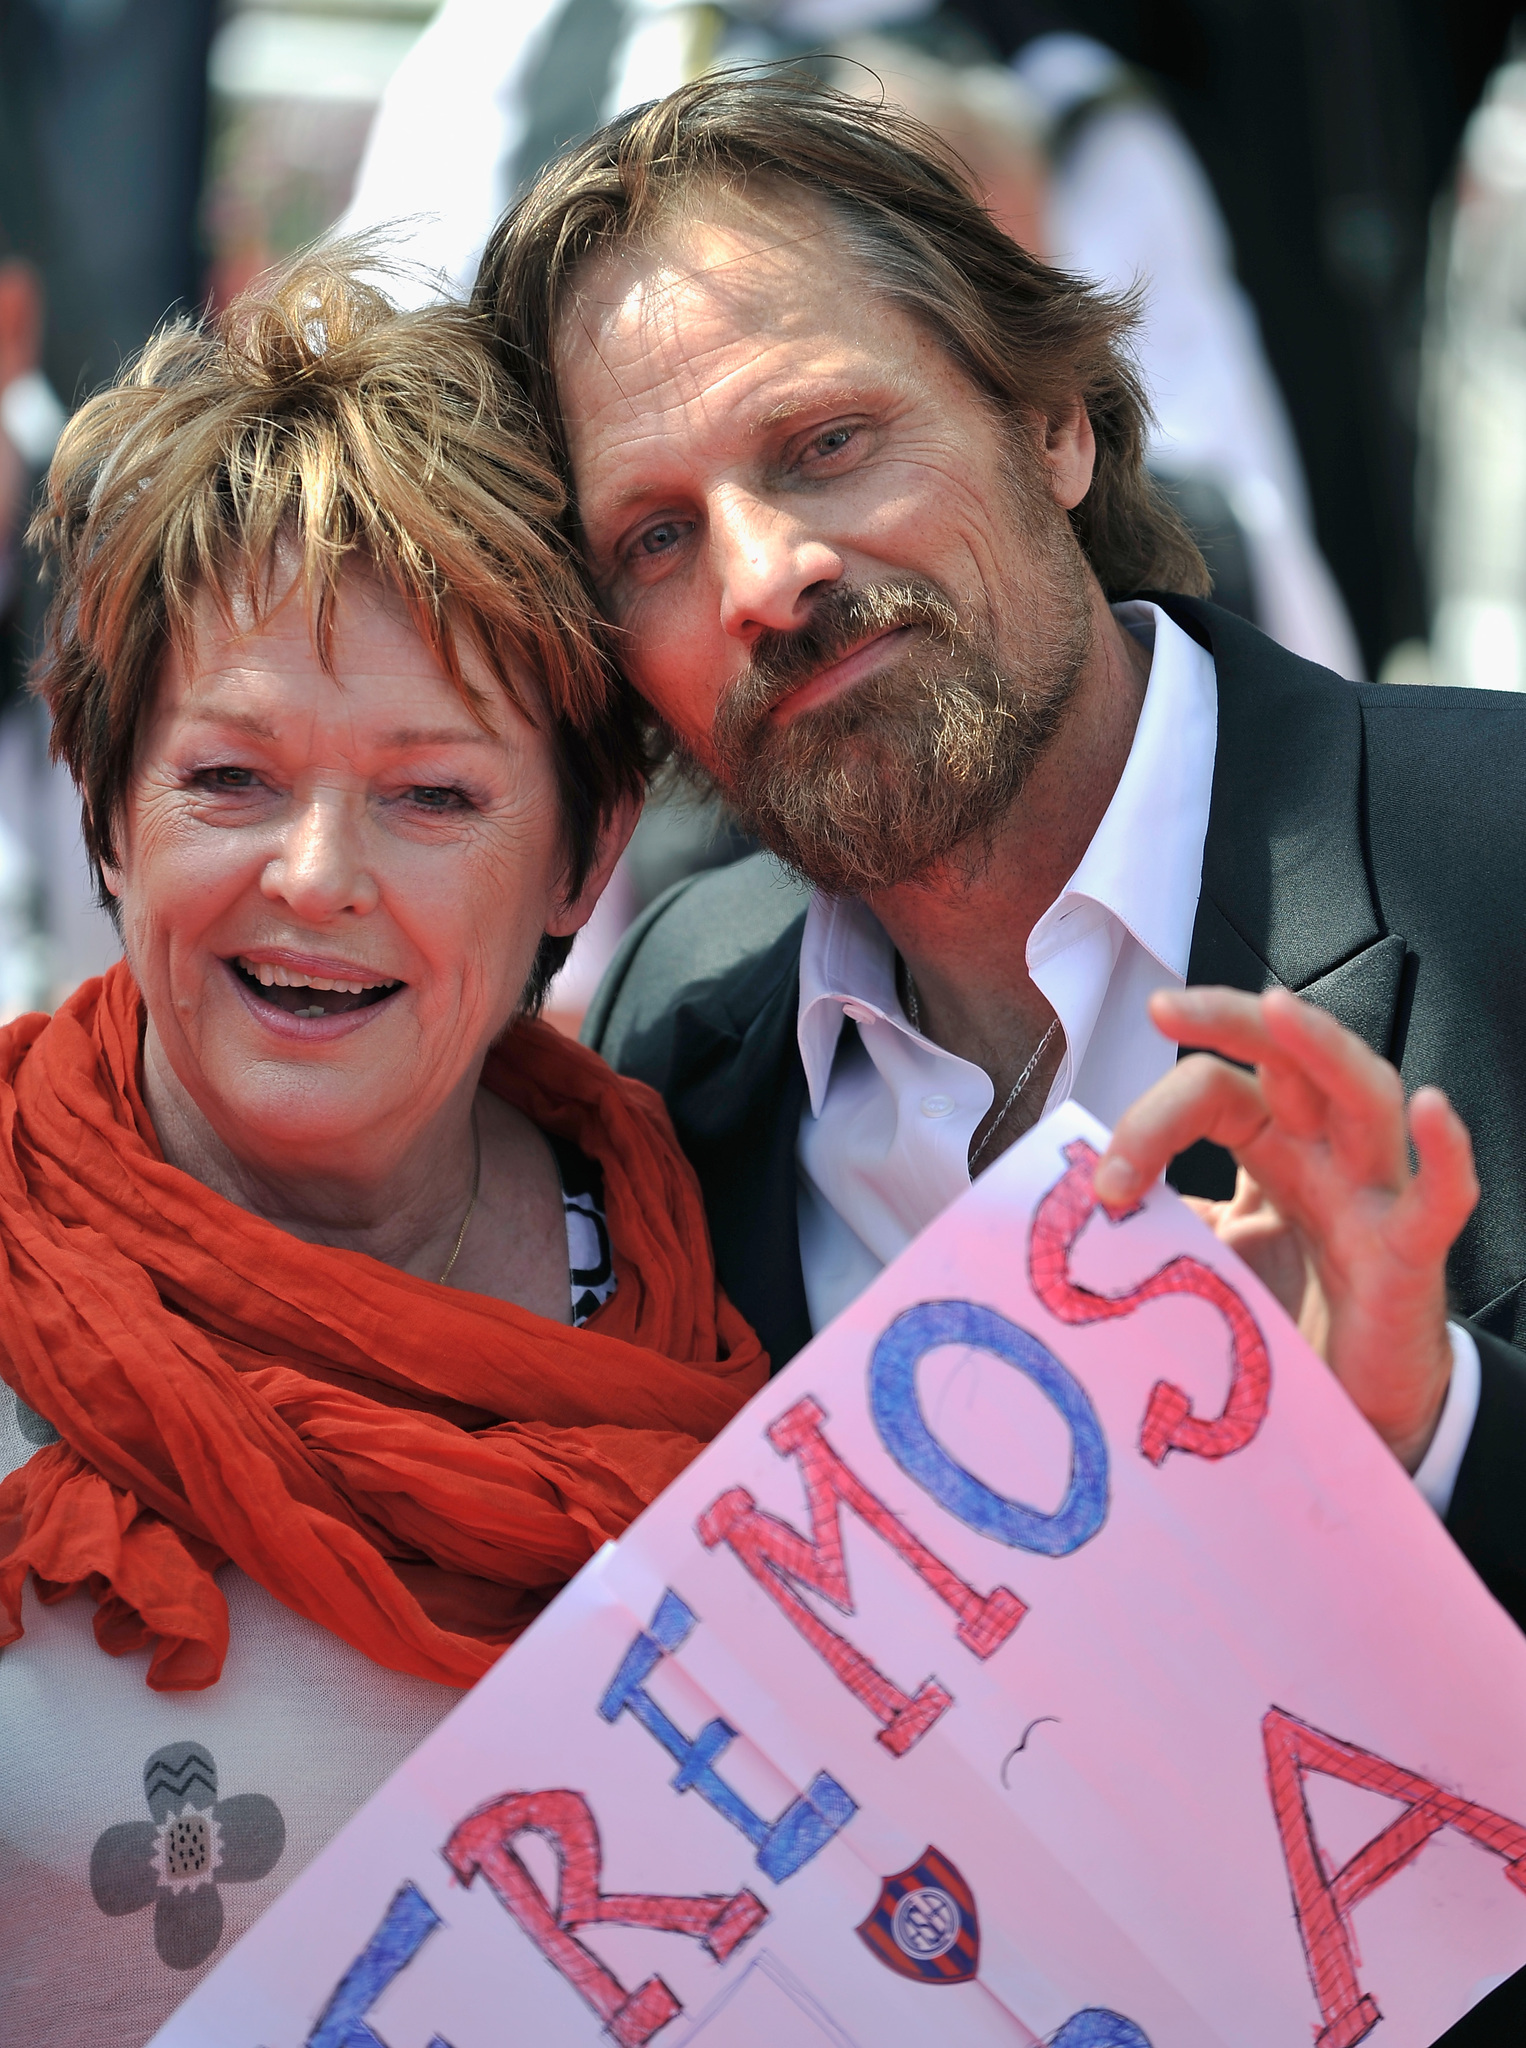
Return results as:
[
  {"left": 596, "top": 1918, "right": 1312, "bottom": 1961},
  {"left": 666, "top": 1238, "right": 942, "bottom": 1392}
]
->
[{"left": 544, "top": 789, "right": 643, "bottom": 939}]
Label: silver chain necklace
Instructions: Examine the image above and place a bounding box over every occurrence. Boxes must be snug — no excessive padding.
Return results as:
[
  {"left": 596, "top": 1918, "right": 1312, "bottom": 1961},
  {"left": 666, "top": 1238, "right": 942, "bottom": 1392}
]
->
[
  {"left": 437, "top": 1107, "right": 482, "bottom": 1286},
  {"left": 902, "top": 967, "right": 1060, "bottom": 1172}
]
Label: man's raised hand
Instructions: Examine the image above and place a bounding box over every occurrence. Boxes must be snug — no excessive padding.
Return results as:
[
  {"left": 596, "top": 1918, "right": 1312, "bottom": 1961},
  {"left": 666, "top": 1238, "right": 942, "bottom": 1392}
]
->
[{"left": 1092, "top": 986, "right": 1479, "bottom": 1473}]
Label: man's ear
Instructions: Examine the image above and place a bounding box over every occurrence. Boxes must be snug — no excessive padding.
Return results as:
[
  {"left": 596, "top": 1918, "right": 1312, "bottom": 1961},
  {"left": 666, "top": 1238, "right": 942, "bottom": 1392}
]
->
[
  {"left": 545, "top": 789, "right": 643, "bottom": 939},
  {"left": 1044, "top": 396, "right": 1096, "bottom": 512}
]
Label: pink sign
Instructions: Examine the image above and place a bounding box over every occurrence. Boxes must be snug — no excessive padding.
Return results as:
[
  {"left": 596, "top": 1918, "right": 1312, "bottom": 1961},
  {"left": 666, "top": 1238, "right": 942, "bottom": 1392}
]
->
[{"left": 150, "top": 1105, "right": 1526, "bottom": 2048}]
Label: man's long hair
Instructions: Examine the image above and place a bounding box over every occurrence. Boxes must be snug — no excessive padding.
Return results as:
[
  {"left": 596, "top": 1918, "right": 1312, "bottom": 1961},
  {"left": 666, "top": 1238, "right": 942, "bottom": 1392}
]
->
[{"left": 475, "top": 67, "right": 1209, "bottom": 603}]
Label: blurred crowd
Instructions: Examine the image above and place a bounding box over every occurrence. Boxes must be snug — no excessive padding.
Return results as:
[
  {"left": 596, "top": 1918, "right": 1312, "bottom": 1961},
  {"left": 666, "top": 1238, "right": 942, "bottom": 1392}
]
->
[{"left": 0, "top": 0, "right": 1520, "bottom": 1022}]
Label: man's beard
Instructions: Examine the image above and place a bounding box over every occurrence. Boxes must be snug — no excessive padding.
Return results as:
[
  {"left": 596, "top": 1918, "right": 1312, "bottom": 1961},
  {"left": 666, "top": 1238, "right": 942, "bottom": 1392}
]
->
[{"left": 689, "top": 549, "right": 1093, "bottom": 898}]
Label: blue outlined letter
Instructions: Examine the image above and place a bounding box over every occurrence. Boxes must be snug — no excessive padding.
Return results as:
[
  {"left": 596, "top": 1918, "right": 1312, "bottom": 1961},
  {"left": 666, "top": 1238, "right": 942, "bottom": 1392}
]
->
[
  {"left": 1050, "top": 2011, "right": 1152, "bottom": 2047},
  {"left": 600, "top": 1589, "right": 856, "bottom": 1880},
  {"left": 870, "top": 1300, "right": 1109, "bottom": 1556},
  {"left": 307, "top": 1882, "right": 451, "bottom": 2048}
]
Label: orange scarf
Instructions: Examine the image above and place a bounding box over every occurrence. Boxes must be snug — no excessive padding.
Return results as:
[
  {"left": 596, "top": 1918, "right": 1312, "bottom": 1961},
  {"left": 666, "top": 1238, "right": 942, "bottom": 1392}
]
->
[{"left": 0, "top": 963, "right": 767, "bottom": 1691}]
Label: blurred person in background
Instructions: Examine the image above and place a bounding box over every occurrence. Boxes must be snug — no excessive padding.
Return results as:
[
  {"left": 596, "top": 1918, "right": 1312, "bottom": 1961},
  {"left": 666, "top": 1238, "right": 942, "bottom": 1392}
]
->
[
  {"left": 0, "top": 0, "right": 219, "bottom": 1009},
  {"left": 0, "top": 203, "right": 71, "bottom": 1016},
  {"left": 1421, "top": 35, "right": 1526, "bottom": 693}
]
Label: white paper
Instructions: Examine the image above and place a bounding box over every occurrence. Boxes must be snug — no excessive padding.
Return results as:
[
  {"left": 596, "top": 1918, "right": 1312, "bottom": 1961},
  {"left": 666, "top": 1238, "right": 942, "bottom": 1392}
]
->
[{"left": 151, "top": 1105, "right": 1526, "bottom": 2048}]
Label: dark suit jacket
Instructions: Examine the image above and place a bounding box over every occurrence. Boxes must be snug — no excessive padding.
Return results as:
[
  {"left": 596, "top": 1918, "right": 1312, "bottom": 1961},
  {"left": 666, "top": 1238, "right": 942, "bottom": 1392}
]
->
[{"left": 585, "top": 597, "right": 1526, "bottom": 1631}]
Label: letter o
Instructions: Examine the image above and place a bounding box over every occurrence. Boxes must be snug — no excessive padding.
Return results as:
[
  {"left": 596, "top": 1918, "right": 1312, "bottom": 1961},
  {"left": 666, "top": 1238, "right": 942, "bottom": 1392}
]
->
[{"left": 869, "top": 1300, "right": 1108, "bottom": 1556}]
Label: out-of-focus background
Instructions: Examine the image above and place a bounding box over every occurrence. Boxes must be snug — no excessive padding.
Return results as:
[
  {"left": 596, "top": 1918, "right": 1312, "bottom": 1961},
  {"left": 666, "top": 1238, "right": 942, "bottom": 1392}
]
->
[{"left": 1, "top": 0, "right": 1522, "bottom": 1026}]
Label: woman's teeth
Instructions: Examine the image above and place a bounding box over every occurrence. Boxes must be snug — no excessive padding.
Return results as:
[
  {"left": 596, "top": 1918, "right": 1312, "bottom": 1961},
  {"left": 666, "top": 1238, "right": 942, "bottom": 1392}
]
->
[
  {"left": 232, "top": 957, "right": 402, "bottom": 1019},
  {"left": 236, "top": 958, "right": 398, "bottom": 996}
]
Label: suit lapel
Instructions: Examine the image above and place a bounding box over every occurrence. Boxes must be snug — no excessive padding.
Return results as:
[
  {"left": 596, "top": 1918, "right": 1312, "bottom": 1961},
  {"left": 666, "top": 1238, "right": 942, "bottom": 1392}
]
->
[
  {"left": 1156, "top": 597, "right": 1405, "bottom": 1196},
  {"left": 656, "top": 918, "right": 814, "bottom": 1374}
]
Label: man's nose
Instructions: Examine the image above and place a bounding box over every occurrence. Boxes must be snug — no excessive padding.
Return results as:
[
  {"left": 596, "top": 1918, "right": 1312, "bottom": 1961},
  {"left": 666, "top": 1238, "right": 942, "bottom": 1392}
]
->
[
  {"left": 711, "top": 486, "right": 843, "bottom": 641},
  {"left": 260, "top": 792, "right": 379, "bottom": 920}
]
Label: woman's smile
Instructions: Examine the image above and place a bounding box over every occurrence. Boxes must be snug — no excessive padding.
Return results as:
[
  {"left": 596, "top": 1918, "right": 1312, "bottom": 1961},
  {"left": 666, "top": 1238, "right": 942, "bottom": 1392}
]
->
[{"left": 228, "top": 952, "right": 405, "bottom": 1021}]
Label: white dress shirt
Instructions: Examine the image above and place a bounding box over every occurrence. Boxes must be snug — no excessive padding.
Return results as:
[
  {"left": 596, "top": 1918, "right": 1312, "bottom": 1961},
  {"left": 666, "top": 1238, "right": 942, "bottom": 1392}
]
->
[{"left": 795, "top": 602, "right": 1478, "bottom": 1513}]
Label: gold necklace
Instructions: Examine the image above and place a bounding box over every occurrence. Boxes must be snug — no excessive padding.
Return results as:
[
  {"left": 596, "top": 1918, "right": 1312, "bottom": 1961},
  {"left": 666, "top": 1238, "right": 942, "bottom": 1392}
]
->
[
  {"left": 437, "top": 1107, "right": 482, "bottom": 1286},
  {"left": 901, "top": 964, "right": 1060, "bottom": 1171}
]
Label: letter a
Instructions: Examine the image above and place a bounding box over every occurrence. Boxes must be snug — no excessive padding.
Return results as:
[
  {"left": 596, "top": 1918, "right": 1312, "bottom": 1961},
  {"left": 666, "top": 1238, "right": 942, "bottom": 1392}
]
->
[
  {"left": 698, "top": 1396, "right": 1026, "bottom": 1756},
  {"left": 1263, "top": 1706, "right": 1526, "bottom": 2047}
]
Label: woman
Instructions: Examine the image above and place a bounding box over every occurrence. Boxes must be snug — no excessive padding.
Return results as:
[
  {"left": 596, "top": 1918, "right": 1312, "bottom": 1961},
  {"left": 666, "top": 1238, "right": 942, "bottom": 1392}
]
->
[{"left": 0, "top": 254, "right": 765, "bottom": 2039}]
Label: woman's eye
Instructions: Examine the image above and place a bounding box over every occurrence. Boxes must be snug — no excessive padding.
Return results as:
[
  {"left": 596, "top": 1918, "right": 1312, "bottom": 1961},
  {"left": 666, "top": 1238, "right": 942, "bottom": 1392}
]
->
[
  {"left": 407, "top": 785, "right": 467, "bottom": 811},
  {"left": 198, "top": 766, "right": 258, "bottom": 790}
]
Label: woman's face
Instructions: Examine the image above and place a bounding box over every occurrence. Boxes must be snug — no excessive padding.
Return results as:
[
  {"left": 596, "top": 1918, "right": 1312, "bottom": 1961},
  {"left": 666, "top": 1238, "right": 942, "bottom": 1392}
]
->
[{"left": 109, "top": 565, "right": 589, "bottom": 1174}]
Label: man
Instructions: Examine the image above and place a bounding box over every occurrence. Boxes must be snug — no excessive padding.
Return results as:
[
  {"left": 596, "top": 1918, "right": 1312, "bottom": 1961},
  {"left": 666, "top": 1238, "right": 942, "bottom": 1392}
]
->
[
  {"left": 347, "top": 0, "right": 1358, "bottom": 674},
  {"left": 475, "top": 75, "right": 1526, "bottom": 1631}
]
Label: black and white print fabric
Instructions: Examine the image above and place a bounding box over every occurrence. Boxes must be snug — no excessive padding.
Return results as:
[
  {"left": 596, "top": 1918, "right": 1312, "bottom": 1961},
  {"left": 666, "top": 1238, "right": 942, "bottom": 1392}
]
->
[{"left": 548, "top": 1131, "right": 618, "bottom": 1327}]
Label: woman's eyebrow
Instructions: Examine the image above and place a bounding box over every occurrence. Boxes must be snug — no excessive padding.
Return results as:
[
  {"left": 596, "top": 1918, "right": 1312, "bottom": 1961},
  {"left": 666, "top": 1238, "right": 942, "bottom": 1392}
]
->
[
  {"left": 373, "top": 725, "right": 500, "bottom": 752},
  {"left": 180, "top": 709, "right": 496, "bottom": 752}
]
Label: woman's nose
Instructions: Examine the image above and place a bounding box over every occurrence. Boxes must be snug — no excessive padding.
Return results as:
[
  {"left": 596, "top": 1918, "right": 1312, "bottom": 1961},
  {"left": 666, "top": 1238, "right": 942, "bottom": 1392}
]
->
[
  {"left": 260, "top": 792, "right": 379, "bottom": 920},
  {"left": 712, "top": 487, "right": 843, "bottom": 642}
]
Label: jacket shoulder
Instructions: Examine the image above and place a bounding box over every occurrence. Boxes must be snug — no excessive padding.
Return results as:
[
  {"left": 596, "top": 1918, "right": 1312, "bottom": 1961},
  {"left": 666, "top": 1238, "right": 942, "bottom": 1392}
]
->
[
  {"left": 1354, "top": 677, "right": 1526, "bottom": 762},
  {"left": 583, "top": 852, "right": 810, "bottom": 1084}
]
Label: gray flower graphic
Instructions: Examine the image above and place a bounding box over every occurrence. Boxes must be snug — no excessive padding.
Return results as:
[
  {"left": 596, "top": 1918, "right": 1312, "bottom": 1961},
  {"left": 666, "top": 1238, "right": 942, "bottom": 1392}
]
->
[{"left": 89, "top": 1741, "right": 285, "bottom": 1969}]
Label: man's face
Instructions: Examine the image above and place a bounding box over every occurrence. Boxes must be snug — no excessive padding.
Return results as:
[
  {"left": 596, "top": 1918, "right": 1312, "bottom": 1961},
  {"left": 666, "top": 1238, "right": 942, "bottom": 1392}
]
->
[{"left": 557, "top": 196, "right": 1095, "bottom": 894}]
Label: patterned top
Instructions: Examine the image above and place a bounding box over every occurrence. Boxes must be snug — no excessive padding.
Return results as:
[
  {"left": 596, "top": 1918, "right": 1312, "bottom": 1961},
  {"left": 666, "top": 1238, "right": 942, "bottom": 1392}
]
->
[
  {"left": 549, "top": 1132, "right": 617, "bottom": 1327},
  {"left": 0, "top": 1131, "right": 616, "bottom": 2045}
]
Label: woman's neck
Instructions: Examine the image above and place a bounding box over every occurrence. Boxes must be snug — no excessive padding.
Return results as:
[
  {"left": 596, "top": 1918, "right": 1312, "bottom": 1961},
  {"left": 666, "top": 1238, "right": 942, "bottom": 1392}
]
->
[
  {"left": 141, "top": 1020, "right": 482, "bottom": 1278},
  {"left": 139, "top": 1022, "right": 574, "bottom": 1319}
]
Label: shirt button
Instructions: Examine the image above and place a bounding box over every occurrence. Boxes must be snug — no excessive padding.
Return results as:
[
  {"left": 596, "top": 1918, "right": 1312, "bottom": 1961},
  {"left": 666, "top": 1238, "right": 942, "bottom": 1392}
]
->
[{"left": 920, "top": 1093, "right": 956, "bottom": 1118}]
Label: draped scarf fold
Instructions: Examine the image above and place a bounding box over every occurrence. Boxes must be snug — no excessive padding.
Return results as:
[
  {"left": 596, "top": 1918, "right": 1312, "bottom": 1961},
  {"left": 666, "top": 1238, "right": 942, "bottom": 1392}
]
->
[{"left": 0, "top": 963, "right": 767, "bottom": 1690}]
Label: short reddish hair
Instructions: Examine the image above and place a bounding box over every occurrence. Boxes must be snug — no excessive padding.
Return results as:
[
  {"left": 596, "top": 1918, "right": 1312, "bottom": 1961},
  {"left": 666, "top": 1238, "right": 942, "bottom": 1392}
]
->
[{"left": 32, "top": 243, "right": 648, "bottom": 999}]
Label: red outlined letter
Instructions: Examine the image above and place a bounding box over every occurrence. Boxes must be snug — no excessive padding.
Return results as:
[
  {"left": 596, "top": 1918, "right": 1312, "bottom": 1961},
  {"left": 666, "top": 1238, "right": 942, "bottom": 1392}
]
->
[
  {"left": 443, "top": 1789, "right": 766, "bottom": 2047},
  {"left": 698, "top": 1396, "right": 1026, "bottom": 1756},
  {"left": 1030, "top": 1138, "right": 1271, "bottom": 1462},
  {"left": 1263, "top": 1707, "right": 1526, "bottom": 2047}
]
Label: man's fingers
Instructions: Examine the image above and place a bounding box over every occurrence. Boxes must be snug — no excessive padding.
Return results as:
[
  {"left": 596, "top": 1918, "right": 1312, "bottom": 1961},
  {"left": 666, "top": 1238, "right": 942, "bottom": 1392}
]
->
[
  {"left": 1147, "top": 986, "right": 1284, "bottom": 1067},
  {"left": 1257, "top": 990, "right": 1409, "bottom": 1182},
  {"left": 1152, "top": 987, "right": 1410, "bottom": 1184},
  {"left": 1095, "top": 1054, "right": 1270, "bottom": 1211},
  {"left": 1388, "top": 1086, "right": 1480, "bottom": 1264}
]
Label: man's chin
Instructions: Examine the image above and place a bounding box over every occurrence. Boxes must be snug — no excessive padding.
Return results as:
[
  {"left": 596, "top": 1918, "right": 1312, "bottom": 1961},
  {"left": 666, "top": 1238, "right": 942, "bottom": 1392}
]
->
[{"left": 734, "top": 795, "right": 1002, "bottom": 899}]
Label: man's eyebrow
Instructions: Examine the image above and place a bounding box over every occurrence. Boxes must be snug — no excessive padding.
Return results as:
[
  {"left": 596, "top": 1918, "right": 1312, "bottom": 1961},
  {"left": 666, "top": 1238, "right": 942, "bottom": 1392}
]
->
[{"left": 752, "top": 387, "right": 870, "bottom": 433}]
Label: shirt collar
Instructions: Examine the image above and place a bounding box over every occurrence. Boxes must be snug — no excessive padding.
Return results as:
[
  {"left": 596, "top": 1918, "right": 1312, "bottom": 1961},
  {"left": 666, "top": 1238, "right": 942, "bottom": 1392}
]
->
[
  {"left": 798, "top": 892, "right": 902, "bottom": 1117},
  {"left": 796, "top": 600, "right": 1217, "bottom": 1112},
  {"left": 1030, "top": 600, "right": 1215, "bottom": 981}
]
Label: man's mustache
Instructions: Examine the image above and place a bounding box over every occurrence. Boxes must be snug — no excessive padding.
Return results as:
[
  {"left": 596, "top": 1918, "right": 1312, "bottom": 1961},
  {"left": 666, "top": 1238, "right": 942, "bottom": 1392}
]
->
[{"left": 723, "top": 579, "right": 964, "bottom": 723}]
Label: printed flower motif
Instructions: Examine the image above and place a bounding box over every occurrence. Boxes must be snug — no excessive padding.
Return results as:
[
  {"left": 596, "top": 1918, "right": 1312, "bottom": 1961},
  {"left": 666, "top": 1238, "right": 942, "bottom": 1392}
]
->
[{"left": 89, "top": 1741, "right": 285, "bottom": 1969}]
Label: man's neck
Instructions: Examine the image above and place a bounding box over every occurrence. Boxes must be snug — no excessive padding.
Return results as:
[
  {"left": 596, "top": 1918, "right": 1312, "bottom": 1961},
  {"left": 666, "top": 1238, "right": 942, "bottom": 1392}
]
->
[{"left": 866, "top": 585, "right": 1151, "bottom": 1094}]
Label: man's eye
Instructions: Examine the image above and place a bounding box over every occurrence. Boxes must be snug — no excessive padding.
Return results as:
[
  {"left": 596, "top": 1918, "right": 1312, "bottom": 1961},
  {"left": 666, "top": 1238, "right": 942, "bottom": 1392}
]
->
[
  {"left": 636, "top": 520, "right": 687, "bottom": 558},
  {"left": 813, "top": 427, "right": 854, "bottom": 457}
]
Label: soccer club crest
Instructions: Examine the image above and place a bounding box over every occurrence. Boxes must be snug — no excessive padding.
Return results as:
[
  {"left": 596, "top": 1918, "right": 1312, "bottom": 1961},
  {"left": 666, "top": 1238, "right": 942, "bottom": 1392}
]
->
[{"left": 856, "top": 1846, "right": 979, "bottom": 1984}]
